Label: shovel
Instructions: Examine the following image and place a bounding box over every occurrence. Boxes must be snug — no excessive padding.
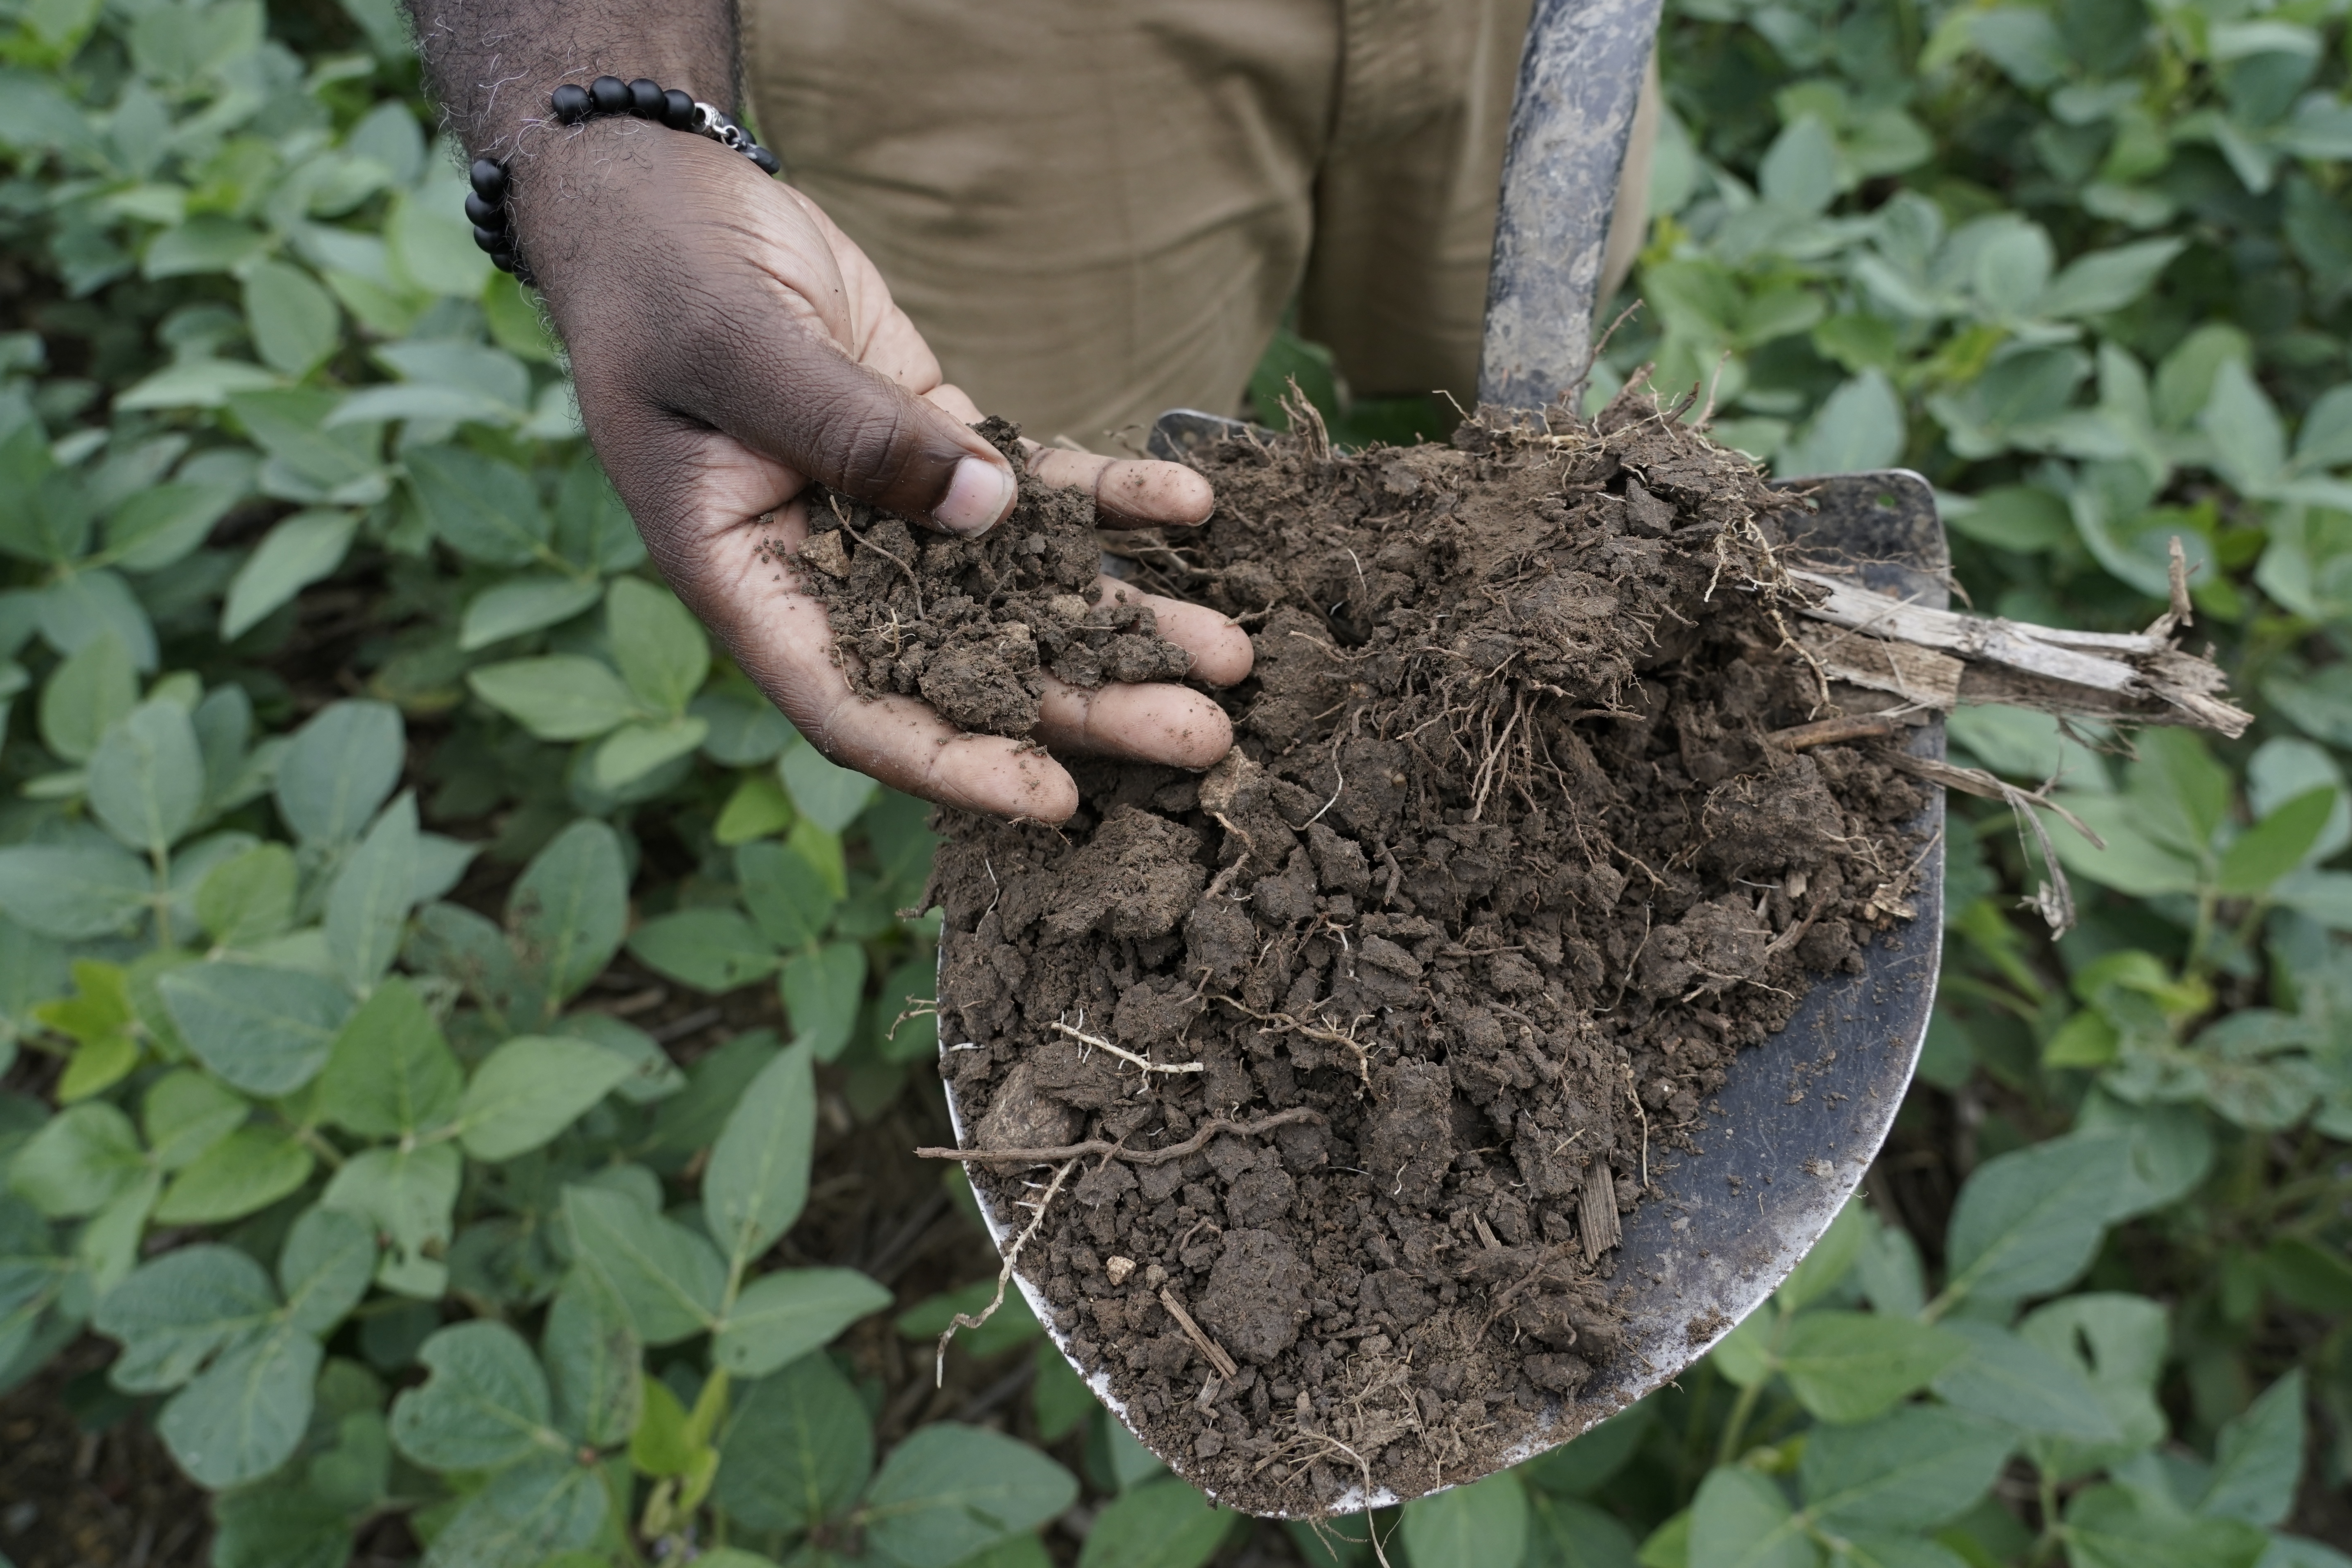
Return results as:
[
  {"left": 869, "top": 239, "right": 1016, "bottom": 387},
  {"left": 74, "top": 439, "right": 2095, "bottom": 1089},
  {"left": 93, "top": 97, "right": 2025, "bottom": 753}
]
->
[{"left": 938, "top": 0, "right": 1949, "bottom": 1511}]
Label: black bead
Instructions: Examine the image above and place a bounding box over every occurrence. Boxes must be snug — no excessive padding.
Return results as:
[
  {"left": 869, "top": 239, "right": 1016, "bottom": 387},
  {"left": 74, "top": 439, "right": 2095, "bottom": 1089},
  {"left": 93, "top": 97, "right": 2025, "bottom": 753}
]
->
[
  {"left": 468, "top": 157, "right": 507, "bottom": 199},
  {"left": 747, "top": 145, "right": 781, "bottom": 176},
  {"left": 550, "top": 83, "right": 591, "bottom": 123},
  {"left": 589, "top": 75, "right": 630, "bottom": 114},
  {"left": 463, "top": 191, "right": 505, "bottom": 229},
  {"left": 472, "top": 225, "right": 506, "bottom": 254},
  {"left": 662, "top": 88, "right": 695, "bottom": 129},
  {"left": 628, "top": 78, "right": 664, "bottom": 116},
  {"left": 491, "top": 250, "right": 518, "bottom": 273}
]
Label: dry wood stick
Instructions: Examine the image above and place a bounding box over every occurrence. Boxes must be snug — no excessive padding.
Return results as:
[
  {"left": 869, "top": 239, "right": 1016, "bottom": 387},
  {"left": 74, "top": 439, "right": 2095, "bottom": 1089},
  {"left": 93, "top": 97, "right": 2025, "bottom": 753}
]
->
[{"left": 1159, "top": 1288, "right": 1240, "bottom": 1381}]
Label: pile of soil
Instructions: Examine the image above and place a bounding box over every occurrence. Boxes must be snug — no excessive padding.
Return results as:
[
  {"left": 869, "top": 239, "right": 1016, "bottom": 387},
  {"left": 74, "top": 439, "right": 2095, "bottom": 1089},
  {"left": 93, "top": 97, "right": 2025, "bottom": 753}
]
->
[
  {"left": 799, "top": 418, "right": 1193, "bottom": 737},
  {"left": 802, "top": 394, "right": 1932, "bottom": 1513}
]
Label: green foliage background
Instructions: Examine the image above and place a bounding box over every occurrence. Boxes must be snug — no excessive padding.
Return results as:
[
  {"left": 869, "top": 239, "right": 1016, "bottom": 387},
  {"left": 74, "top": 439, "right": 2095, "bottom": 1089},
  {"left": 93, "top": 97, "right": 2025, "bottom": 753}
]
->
[{"left": 0, "top": 0, "right": 2345, "bottom": 1565}]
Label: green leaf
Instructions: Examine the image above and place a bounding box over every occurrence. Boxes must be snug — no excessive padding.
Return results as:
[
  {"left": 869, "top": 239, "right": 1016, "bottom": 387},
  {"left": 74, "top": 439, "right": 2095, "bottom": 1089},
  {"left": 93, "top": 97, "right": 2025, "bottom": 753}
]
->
[
  {"left": 1940, "top": 1135, "right": 2127, "bottom": 1307},
  {"left": 9, "top": 1099, "right": 143, "bottom": 1217},
  {"left": 630, "top": 1372, "right": 699, "bottom": 1477},
  {"left": 88, "top": 697, "right": 202, "bottom": 854},
  {"left": 860, "top": 1423, "right": 1079, "bottom": 1568},
  {"left": 1779, "top": 1311, "right": 1965, "bottom": 1423},
  {"left": 470, "top": 654, "right": 637, "bottom": 739},
  {"left": 102, "top": 480, "right": 229, "bottom": 577},
  {"left": 546, "top": 1266, "right": 642, "bottom": 1449},
  {"left": 714, "top": 1267, "right": 893, "bottom": 1378},
  {"left": 153, "top": 1125, "right": 314, "bottom": 1225},
  {"left": 196, "top": 842, "right": 298, "bottom": 948},
  {"left": 783, "top": 941, "right": 868, "bottom": 1061},
  {"left": 275, "top": 700, "right": 404, "bottom": 845},
  {"left": 606, "top": 576, "right": 709, "bottom": 717},
  {"left": 716, "top": 770, "right": 797, "bottom": 845},
  {"left": 2216, "top": 787, "right": 2336, "bottom": 896},
  {"left": 1777, "top": 1199, "right": 1868, "bottom": 1313},
  {"left": 318, "top": 978, "right": 463, "bottom": 1138},
  {"left": 320, "top": 1144, "right": 460, "bottom": 1296},
  {"left": 1930, "top": 1320, "right": 2121, "bottom": 1442},
  {"left": 628, "top": 908, "right": 781, "bottom": 993},
  {"left": 509, "top": 818, "right": 628, "bottom": 1005},
  {"left": 0, "top": 839, "right": 152, "bottom": 940},
  {"left": 458, "top": 573, "right": 602, "bottom": 651},
  {"left": 1402, "top": 1472, "right": 1529, "bottom": 1568},
  {"left": 2199, "top": 360, "right": 2288, "bottom": 496},
  {"left": 1687, "top": 1466, "right": 1817, "bottom": 1568},
  {"left": 1758, "top": 115, "right": 1839, "bottom": 214},
  {"left": 1080, "top": 1476, "right": 1236, "bottom": 1568},
  {"left": 649, "top": 1030, "right": 782, "bottom": 1158},
  {"left": 458, "top": 1035, "right": 634, "bottom": 1161},
  {"left": 1800, "top": 1406, "right": 2011, "bottom": 1531},
  {"left": 2064, "top": 1484, "right": 2266, "bottom": 1568},
  {"left": 278, "top": 1204, "right": 377, "bottom": 1335},
  {"left": 115, "top": 357, "right": 283, "bottom": 411},
  {"left": 556, "top": 1011, "right": 685, "bottom": 1104},
  {"left": 389, "top": 1320, "right": 558, "bottom": 1471},
  {"left": 144, "top": 214, "right": 268, "bottom": 279},
  {"left": 142, "top": 1069, "right": 248, "bottom": 1172},
  {"left": 707, "top": 1040, "right": 818, "bottom": 1267},
  {"left": 159, "top": 962, "right": 355, "bottom": 1096},
  {"left": 553, "top": 451, "right": 646, "bottom": 573},
  {"left": 1526, "top": 1492, "right": 1640, "bottom": 1568},
  {"left": 38, "top": 632, "right": 136, "bottom": 765},
  {"left": 222, "top": 509, "right": 357, "bottom": 640},
  {"left": 387, "top": 183, "right": 496, "bottom": 299},
  {"left": 780, "top": 739, "right": 879, "bottom": 834},
  {"left": 406, "top": 442, "right": 548, "bottom": 566},
  {"left": 2263, "top": 1238, "right": 2352, "bottom": 1313},
  {"left": 415, "top": 1453, "right": 606, "bottom": 1568},
  {"left": 158, "top": 1326, "right": 322, "bottom": 1488},
  {"left": 712, "top": 1350, "right": 875, "bottom": 1532},
  {"left": 593, "top": 715, "right": 710, "bottom": 788},
  {"left": 92, "top": 1244, "right": 276, "bottom": 1392},
  {"left": 39, "top": 569, "right": 155, "bottom": 670},
  {"left": 739, "top": 839, "right": 837, "bottom": 950},
  {"left": 2200, "top": 1369, "right": 2303, "bottom": 1526},
  {"left": 211, "top": 1486, "right": 354, "bottom": 1568},
  {"left": 1778, "top": 371, "right": 1904, "bottom": 479},
  {"left": 326, "top": 792, "right": 419, "bottom": 989},
  {"left": 2018, "top": 1293, "right": 2169, "bottom": 1477},
  {"left": 562, "top": 1183, "right": 726, "bottom": 1345},
  {"left": 242, "top": 259, "right": 341, "bottom": 379},
  {"left": 2036, "top": 239, "right": 2184, "bottom": 320}
]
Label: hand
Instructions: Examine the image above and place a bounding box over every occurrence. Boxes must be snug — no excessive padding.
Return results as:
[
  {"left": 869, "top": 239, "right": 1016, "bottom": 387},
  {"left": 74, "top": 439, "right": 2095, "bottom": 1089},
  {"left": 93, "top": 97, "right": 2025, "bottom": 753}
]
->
[{"left": 516, "top": 123, "right": 1251, "bottom": 822}]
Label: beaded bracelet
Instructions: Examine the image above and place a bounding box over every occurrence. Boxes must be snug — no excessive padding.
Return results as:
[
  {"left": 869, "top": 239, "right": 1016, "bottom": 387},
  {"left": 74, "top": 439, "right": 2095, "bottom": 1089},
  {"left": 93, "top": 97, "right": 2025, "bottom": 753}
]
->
[{"left": 464, "top": 74, "right": 783, "bottom": 285}]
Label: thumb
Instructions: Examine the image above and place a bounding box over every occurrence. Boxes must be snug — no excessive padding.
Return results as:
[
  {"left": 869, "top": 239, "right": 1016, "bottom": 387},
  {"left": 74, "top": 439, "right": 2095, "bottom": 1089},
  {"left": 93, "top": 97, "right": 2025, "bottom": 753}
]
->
[{"left": 630, "top": 294, "right": 1017, "bottom": 536}]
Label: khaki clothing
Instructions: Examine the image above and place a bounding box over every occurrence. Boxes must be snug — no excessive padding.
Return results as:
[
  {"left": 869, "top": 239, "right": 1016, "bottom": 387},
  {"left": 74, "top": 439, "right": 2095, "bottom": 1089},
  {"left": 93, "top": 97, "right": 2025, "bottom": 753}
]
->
[{"left": 745, "top": 0, "right": 1654, "bottom": 445}]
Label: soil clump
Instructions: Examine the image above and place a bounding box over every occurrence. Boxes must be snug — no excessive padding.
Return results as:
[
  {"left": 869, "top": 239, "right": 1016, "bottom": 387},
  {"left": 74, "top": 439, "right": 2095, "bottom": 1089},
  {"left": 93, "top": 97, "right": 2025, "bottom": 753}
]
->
[{"left": 808, "top": 394, "right": 1933, "bottom": 1513}]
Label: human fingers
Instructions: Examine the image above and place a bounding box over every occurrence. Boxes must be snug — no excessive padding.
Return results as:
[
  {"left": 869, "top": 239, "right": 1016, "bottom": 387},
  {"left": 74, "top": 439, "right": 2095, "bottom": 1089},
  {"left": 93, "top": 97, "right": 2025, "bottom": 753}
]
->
[
  {"left": 1025, "top": 445, "right": 1216, "bottom": 528},
  {"left": 1032, "top": 677, "right": 1235, "bottom": 768},
  {"left": 1094, "top": 577, "right": 1252, "bottom": 687}
]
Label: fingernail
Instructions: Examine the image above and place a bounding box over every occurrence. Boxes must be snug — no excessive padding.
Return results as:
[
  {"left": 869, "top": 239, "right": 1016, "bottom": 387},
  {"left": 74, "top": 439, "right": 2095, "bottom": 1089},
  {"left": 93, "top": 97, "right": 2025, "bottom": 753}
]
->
[{"left": 932, "top": 456, "right": 1015, "bottom": 535}]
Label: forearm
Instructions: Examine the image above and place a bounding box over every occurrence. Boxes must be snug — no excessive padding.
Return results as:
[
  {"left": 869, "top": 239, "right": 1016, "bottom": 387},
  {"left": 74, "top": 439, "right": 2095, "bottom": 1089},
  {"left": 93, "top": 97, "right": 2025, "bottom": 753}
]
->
[{"left": 404, "top": 0, "right": 740, "bottom": 158}]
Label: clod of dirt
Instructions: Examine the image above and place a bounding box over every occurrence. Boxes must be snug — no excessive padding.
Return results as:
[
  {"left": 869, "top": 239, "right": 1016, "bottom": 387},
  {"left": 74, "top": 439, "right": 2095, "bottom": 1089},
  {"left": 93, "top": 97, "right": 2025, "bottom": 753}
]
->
[
  {"left": 901, "top": 391, "right": 1931, "bottom": 1513},
  {"left": 795, "top": 419, "right": 1192, "bottom": 736}
]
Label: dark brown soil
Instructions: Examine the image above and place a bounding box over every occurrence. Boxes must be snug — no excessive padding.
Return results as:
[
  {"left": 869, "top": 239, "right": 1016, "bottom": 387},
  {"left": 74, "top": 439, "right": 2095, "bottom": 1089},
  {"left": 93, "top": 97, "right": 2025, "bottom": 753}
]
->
[
  {"left": 797, "top": 419, "right": 1193, "bottom": 737},
  {"left": 836, "top": 395, "right": 1930, "bottom": 1513}
]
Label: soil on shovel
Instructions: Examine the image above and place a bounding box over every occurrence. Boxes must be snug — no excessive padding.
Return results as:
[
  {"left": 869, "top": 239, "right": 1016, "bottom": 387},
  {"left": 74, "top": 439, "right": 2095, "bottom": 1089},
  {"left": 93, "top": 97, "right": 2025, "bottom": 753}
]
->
[{"left": 797, "top": 395, "right": 1933, "bottom": 1514}]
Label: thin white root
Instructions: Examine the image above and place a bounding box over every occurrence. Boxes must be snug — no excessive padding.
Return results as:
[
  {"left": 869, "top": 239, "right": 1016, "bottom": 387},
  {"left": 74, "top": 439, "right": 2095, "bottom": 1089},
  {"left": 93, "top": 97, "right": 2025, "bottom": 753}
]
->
[
  {"left": 1052, "top": 1019, "right": 1203, "bottom": 1076},
  {"left": 936, "top": 1157, "right": 1075, "bottom": 1386}
]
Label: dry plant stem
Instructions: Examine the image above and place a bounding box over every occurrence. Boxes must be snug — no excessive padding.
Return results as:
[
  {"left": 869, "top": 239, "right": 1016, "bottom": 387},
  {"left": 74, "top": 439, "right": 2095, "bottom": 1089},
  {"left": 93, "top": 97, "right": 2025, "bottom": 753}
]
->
[
  {"left": 936, "top": 1157, "right": 1076, "bottom": 1386},
  {"left": 1893, "top": 755, "right": 2088, "bottom": 933},
  {"left": 1159, "top": 1289, "right": 1240, "bottom": 1380},
  {"left": 1050, "top": 1019, "right": 1204, "bottom": 1076},
  {"left": 914, "top": 1108, "right": 1325, "bottom": 1165},
  {"left": 1787, "top": 567, "right": 2250, "bottom": 736}
]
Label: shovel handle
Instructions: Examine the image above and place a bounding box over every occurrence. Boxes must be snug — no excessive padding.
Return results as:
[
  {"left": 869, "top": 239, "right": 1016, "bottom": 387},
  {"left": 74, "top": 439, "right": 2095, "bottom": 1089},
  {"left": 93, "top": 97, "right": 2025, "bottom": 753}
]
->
[{"left": 1477, "top": 0, "right": 1664, "bottom": 411}]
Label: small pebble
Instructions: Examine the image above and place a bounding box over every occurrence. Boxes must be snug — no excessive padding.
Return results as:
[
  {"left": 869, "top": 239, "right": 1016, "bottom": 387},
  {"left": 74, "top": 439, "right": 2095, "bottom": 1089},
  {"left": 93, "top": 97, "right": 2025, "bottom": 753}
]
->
[{"left": 1105, "top": 1255, "right": 1136, "bottom": 1285}]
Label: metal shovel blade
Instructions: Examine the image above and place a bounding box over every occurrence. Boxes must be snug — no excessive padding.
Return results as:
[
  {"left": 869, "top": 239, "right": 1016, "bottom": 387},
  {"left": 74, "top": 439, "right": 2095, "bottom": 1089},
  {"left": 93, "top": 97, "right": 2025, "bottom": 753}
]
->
[{"left": 938, "top": 410, "right": 1949, "bottom": 1509}]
